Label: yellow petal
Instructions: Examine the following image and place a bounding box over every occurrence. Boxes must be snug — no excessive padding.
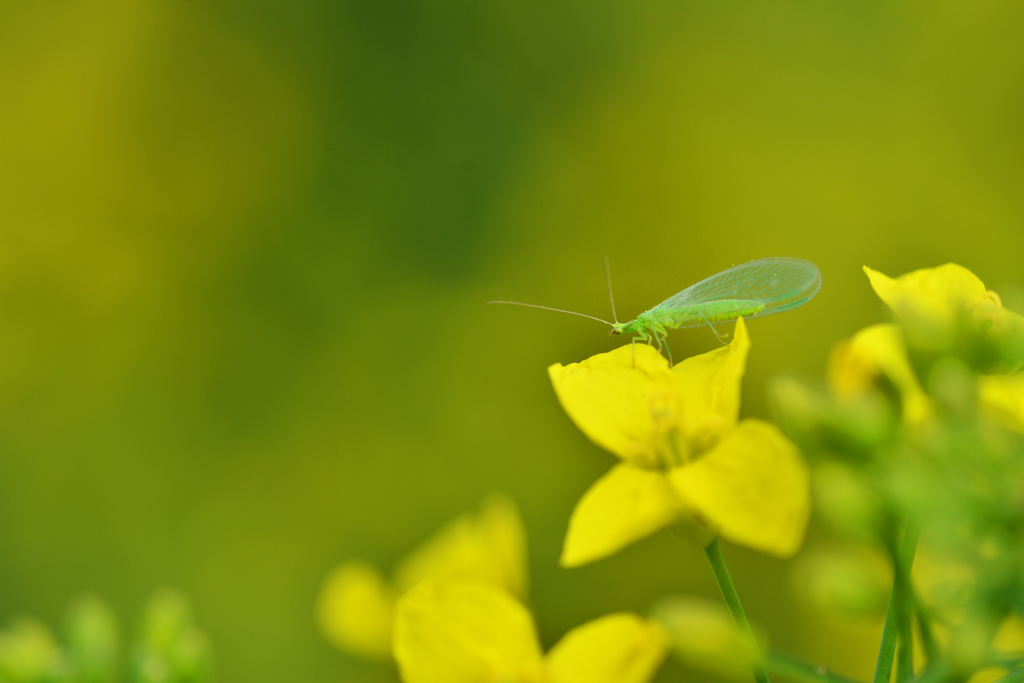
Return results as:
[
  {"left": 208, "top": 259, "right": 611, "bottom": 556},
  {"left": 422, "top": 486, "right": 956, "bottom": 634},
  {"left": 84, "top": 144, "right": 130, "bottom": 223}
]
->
[
  {"left": 828, "top": 324, "right": 931, "bottom": 425},
  {"left": 549, "top": 344, "right": 679, "bottom": 468},
  {"left": 477, "top": 494, "right": 529, "bottom": 598},
  {"left": 395, "top": 494, "right": 528, "bottom": 598},
  {"left": 650, "top": 597, "right": 759, "bottom": 681},
  {"left": 978, "top": 373, "right": 1024, "bottom": 435},
  {"left": 561, "top": 464, "right": 679, "bottom": 567},
  {"left": 316, "top": 561, "right": 396, "bottom": 659},
  {"left": 670, "top": 420, "right": 809, "bottom": 557},
  {"left": 671, "top": 317, "right": 750, "bottom": 445},
  {"left": 863, "top": 264, "right": 987, "bottom": 344},
  {"left": 545, "top": 613, "right": 668, "bottom": 683},
  {"left": 865, "top": 263, "right": 987, "bottom": 321},
  {"left": 392, "top": 581, "right": 544, "bottom": 683}
]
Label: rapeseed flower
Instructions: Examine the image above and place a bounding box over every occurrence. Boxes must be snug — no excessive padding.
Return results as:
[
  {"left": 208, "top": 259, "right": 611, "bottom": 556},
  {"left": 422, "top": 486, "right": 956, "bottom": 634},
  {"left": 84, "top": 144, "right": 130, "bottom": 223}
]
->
[
  {"left": 814, "top": 264, "right": 1024, "bottom": 431},
  {"left": 317, "top": 495, "right": 526, "bottom": 659},
  {"left": 833, "top": 264, "right": 1024, "bottom": 430},
  {"left": 775, "top": 263, "right": 1024, "bottom": 683},
  {"left": 650, "top": 597, "right": 761, "bottom": 681},
  {"left": 392, "top": 579, "right": 668, "bottom": 683},
  {"left": 826, "top": 323, "right": 932, "bottom": 427},
  {"left": 548, "top": 318, "right": 809, "bottom": 566},
  {"left": 863, "top": 264, "right": 1024, "bottom": 348}
]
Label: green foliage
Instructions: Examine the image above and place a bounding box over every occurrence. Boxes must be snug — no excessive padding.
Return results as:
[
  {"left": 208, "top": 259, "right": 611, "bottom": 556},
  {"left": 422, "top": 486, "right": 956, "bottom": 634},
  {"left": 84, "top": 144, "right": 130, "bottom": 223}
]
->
[
  {"left": 773, "top": 265, "right": 1024, "bottom": 680},
  {"left": 0, "top": 593, "right": 212, "bottom": 683}
]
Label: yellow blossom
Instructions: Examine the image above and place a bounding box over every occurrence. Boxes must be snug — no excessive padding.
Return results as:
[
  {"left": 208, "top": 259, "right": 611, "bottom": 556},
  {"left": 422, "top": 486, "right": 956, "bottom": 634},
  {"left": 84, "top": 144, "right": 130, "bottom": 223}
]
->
[
  {"left": 393, "top": 580, "right": 668, "bottom": 683},
  {"left": 826, "top": 323, "right": 932, "bottom": 426},
  {"left": 864, "top": 263, "right": 1024, "bottom": 428},
  {"left": 317, "top": 494, "right": 527, "bottom": 659},
  {"left": 317, "top": 561, "right": 396, "bottom": 659},
  {"left": 863, "top": 264, "right": 1024, "bottom": 353},
  {"left": 651, "top": 597, "right": 761, "bottom": 681},
  {"left": 548, "top": 318, "right": 809, "bottom": 566}
]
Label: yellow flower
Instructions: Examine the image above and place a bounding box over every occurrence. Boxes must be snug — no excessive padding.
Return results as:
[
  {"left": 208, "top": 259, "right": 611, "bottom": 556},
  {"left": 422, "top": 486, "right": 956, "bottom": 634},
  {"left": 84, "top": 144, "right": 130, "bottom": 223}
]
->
[
  {"left": 826, "top": 323, "right": 932, "bottom": 426},
  {"left": 393, "top": 580, "right": 668, "bottom": 683},
  {"left": 864, "top": 263, "right": 1024, "bottom": 429},
  {"left": 548, "top": 318, "right": 809, "bottom": 567},
  {"left": 650, "top": 597, "right": 761, "bottom": 681},
  {"left": 863, "top": 263, "right": 1024, "bottom": 353},
  {"left": 317, "top": 494, "right": 527, "bottom": 659}
]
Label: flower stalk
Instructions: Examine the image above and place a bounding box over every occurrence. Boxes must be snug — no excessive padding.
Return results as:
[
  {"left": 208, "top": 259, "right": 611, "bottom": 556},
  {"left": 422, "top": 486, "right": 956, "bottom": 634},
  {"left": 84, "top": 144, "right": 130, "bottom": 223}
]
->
[
  {"left": 704, "top": 538, "right": 771, "bottom": 683},
  {"left": 872, "top": 521, "right": 921, "bottom": 683}
]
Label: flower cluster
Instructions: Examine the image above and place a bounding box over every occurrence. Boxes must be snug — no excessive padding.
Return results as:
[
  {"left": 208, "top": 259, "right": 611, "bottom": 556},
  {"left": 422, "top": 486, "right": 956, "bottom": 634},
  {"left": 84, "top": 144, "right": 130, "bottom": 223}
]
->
[
  {"left": 319, "top": 492, "right": 764, "bottom": 683},
  {"left": 775, "top": 264, "right": 1024, "bottom": 682},
  {"left": 317, "top": 495, "right": 528, "bottom": 660},
  {"left": 320, "top": 262, "right": 1024, "bottom": 683},
  {"left": 318, "top": 315, "right": 788, "bottom": 682}
]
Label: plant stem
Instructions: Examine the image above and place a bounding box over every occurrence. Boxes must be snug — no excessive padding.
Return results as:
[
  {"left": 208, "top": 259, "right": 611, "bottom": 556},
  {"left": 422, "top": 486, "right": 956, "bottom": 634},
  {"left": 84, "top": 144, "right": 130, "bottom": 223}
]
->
[
  {"left": 704, "top": 538, "right": 771, "bottom": 683},
  {"left": 873, "top": 521, "right": 922, "bottom": 683},
  {"left": 914, "top": 599, "right": 939, "bottom": 665},
  {"left": 895, "top": 521, "right": 922, "bottom": 683},
  {"left": 765, "top": 650, "right": 866, "bottom": 683},
  {"left": 874, "top": 587, "right": 901, "bottom": 683}
]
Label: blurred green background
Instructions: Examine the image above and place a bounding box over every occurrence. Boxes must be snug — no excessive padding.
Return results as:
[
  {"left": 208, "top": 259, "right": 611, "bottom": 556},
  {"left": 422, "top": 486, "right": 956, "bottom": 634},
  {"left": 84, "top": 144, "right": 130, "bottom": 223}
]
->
[{"left": 1, "top": 1, "right": 1023, "bottom": 681}]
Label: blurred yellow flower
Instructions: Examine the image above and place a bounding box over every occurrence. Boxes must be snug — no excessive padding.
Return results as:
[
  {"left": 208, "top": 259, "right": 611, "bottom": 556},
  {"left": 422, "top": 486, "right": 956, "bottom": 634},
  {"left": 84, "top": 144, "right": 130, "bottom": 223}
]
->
[
  {"left": 548, "top": 318, "right": 809, "bottom": 567},
  {"left": 650, "top": 596, "right": 761, "bottom": 681},
  {"left": 393, "top": 580, "right": 668, "bottom": 683},
  {"left": 317, "top": 494, "right": 527, "bottom": 659},
  {"left": 863, "top": 264, "right": 1024, "bottom": 350},
  {"left": 827, "top": 323, "right": 932, "bottom": 426},
  {"left": 863, "top": 263, "right": 1024, "bottom": 430}
]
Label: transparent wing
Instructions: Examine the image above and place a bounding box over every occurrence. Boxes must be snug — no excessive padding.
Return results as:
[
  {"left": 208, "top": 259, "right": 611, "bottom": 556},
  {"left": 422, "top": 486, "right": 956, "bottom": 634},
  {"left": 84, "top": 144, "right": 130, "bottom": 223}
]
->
[{"left": 651, "top": 257, "right": 822, "bottom": 319}]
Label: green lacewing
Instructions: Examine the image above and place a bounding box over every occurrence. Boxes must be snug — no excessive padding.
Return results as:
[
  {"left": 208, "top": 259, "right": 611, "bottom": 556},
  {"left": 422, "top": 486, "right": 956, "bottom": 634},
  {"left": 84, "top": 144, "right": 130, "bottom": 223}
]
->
[{"left": 488, "top": 257, "right": 821, "bottom": 364}]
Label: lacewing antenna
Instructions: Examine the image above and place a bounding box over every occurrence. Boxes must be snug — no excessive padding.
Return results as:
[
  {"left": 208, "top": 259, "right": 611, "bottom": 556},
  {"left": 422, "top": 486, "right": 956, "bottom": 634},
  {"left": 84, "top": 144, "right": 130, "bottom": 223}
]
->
[
  {"left": 603, "top": 256, "right": 619, "bottom": 324},
  {"left": 486, "top": 300, "right": 612, "bottom": 326}
]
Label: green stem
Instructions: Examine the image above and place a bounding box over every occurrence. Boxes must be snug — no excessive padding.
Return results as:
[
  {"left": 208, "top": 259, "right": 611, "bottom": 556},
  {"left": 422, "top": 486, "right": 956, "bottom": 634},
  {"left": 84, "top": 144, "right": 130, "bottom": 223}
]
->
[
  {"left": 874, "top": 586, "right": 901, "bottom": 683},
  {"left": 914, "top": 599, "right": 939, "bottom": 665},
  {"left": 704, "top": 538, "right": 771, "bottom": 683},
  {"left": 873, "top": 521, "right": 921, "bottom": 683},
  {"left": 765, "top": 650, "right": 866, "bottom": 683}
]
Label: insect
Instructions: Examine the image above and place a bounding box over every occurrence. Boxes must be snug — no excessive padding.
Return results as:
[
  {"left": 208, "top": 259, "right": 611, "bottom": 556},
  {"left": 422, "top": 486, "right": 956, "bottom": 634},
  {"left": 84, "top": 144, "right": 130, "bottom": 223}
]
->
[{"left": 488, "top": 257, "right": 822, "bottom": 365}]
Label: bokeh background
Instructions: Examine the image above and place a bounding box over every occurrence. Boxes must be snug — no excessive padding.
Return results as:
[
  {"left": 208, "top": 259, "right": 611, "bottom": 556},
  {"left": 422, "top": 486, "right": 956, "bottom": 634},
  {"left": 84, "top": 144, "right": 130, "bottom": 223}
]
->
[{"left": 1, "top": 1, "right": 1023, "bottom": 681}]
